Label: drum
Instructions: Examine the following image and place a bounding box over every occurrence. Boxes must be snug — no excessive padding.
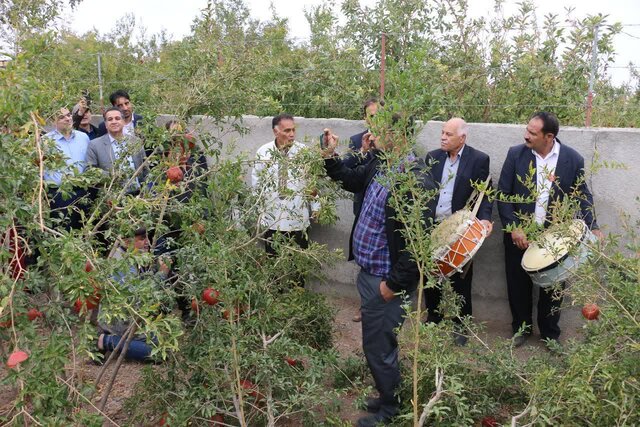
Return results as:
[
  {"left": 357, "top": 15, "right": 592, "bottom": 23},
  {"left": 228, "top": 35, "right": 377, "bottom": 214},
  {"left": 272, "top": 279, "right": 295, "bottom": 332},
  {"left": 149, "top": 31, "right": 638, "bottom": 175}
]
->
[
  {"left": 432, "top": 210, "right": 488, "bottom": 277},
  {"left": 521, "top": 219, "right": 597, "bottom": 288}
]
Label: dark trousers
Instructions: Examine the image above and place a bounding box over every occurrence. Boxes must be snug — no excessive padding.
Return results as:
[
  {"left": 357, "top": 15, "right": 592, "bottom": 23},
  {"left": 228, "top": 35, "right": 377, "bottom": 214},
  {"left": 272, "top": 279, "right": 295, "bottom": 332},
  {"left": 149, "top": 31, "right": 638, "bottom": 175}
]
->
[
  {"left": 48, "top": 187, "right": 89, "bottom": 231},
  {"left": 264, "top": 229, "right": 309, "bottom": 287},
  {"left": 504, "top": 239, "right": 563, "bottom": 340},
  {"left": 425, "top": 263, "right": 473, "bottom": 326},
  {"left": 264, "top": 229, "right": 309, "bottom": 255},
  {"left": 357, "top": 269, "right": 404, "bottom": 417}
]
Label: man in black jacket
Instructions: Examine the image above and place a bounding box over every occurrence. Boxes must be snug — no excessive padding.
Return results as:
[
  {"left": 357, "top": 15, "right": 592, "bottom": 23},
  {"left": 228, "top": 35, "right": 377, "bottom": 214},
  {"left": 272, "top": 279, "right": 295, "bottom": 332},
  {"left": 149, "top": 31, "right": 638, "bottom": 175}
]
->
[
  {"left": 97, "top": 90, "right": 143, "bottom": 137},
  {"left": 424, "top": 118, "right": 493, "bottom": 346},
  {"left": 498, "top": 111, "right": 602, "bottom": 347},
  {"left": 322, "top": 115, "right": 437, "bottom": 427}
]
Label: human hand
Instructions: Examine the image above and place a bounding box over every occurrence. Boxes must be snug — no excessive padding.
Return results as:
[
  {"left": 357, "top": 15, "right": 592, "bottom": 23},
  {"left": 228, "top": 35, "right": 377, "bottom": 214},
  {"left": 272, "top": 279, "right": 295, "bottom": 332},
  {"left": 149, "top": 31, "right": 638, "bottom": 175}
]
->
[
  {"left": 480, "top": 220, "right": 493, "bottom": 237},
  {"left": 321, "top": 128, "right": 339, "bottom": 158},
  {"left": 592, "top": 229, "right": 604, "bottom": 240},
  {"left": 76, "top": 98, "right": 88, "bottom": 116},
  {"left": 511, "top": 228, "right": 529, "bottom": 250},
  {"left": 379, "top": 280, "right": 395, "bottom": 302}
]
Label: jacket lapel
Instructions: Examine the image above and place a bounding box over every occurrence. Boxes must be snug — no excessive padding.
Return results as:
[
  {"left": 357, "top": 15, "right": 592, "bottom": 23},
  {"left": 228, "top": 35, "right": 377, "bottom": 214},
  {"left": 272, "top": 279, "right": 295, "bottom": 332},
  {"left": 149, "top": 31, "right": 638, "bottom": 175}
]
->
[
  {"left": 453, "top": 146, "right": 470, "bottom": 191},
  {"left": 551, "top": 141, "right": 569, "bottom": 197},
  {"left": 431, "top": 150, "right": 447, "bottom": 185}
]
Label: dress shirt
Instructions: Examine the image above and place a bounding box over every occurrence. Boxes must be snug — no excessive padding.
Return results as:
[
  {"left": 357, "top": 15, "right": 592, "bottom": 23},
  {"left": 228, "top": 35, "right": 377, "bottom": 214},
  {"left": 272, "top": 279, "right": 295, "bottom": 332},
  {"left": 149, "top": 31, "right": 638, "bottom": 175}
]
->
[
  {"left": 123, "top": 120, "right": 135, "bottom": 136},
  {"left": 352, "top": 174, "right": 391, "bottom": 277},
  {"left": 435, "top": 144, "right": 465, "bottom": 220},
  {"left": 108, "top": 134, "right": 140, "bottom": 189},
  {"left": 252, "top": 140, "right": 320, "bottom": 232},
  {"left": 533, "top": 140, "right": 561, "bottom": 224},
  {"left": 43, "top": 129, "right": 90, "bottom": 186}
]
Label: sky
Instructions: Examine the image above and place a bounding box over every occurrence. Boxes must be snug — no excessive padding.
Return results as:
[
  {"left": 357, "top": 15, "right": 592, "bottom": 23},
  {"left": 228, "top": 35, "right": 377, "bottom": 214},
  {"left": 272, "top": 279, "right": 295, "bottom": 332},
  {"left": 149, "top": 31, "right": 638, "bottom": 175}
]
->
[{"left": 66, "top": 0, "right": 640, "bottom": 85}]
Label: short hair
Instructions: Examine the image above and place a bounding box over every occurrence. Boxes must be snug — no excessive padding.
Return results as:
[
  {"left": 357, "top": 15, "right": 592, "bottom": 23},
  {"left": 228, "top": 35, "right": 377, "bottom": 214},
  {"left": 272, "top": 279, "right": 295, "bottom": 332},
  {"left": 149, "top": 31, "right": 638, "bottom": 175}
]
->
[
  {"left": 391, "top": 113, "right": 416, "bottom": 137},
  {"left": 272, "top": 113, "right": 294, "bottom": 129},
  {"left": 134, "top": 227, "right": 147, "bottom": 238},
  {"left": 456, "top": 119, "right": 468, "bottom": 137},
  {"left": 109, "top": 90, "right": 131, "bottom": 106},
  {"left": 103, "top": 107, "right": 123, "bottom": 119},
  {"left": 531, "top": 111, "right": 559, "bottom": 137},
  {"left": 362, "top": 98, "right": 385, "bottom": 116}
]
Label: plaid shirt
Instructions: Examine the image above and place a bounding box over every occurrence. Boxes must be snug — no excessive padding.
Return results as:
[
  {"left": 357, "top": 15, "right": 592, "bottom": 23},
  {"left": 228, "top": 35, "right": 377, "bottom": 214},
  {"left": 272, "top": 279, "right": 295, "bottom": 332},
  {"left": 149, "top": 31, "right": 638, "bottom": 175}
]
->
[{"left": 352, "top": 172, "right": 391, "bottom": 277}]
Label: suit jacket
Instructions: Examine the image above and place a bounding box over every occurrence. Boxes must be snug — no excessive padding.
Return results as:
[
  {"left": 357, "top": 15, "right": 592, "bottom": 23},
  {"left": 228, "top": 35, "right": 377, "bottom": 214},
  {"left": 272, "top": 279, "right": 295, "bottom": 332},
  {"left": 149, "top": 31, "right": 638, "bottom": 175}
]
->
[
  {"left": 342, "top": 130, "right": 373, "bottom": 213},
  {"left": 324, "top": 151, "right": 437, "bottom": 293},
  {"left": 96, "top": 113, "right": 143, "bottom": 137},
  {"left": 497, "top": 140, "right": 598, "bottom": 236},
  {"left": 427, "top": 144, "right": 493, "bottom": 221},
  {"left": 86, "top": 133, "right": 148, "bottom": 182}
]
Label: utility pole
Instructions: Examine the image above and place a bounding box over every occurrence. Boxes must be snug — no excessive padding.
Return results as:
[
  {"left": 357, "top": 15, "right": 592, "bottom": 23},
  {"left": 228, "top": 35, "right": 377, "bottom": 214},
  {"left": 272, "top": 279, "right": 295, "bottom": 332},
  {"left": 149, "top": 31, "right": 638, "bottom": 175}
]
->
[
  {"left": 97, "top": 53, "right": 104, "bottom": 113},
  {"left": 380, "top": 32, "right": 386, "bottom": 100},
  {"left": 585, "top": 24, "right": 599, "bottom": 127}
]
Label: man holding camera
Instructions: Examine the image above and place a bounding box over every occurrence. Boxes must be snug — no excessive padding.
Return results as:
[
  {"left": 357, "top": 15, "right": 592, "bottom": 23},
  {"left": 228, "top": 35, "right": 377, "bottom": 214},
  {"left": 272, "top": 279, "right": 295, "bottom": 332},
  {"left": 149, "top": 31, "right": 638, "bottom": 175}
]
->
[{"left": 322, "top": 115, "right": 437, "bottom": 427}]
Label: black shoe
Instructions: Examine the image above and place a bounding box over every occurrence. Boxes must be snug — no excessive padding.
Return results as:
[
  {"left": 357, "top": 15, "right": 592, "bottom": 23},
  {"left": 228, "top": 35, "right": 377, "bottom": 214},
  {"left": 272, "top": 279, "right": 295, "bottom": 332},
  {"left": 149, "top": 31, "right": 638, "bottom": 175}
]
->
[
  {"left": 357, "top": 413, "right": 391, "bottom": 427},
  {"left": 365, "top": 397, "right": 382, "bottom": 413},
  {"left": 453, "top": 331, "right": 468, "bottom": 347},
  {"left": 512, "top": 334, "right": 530, "bottom": 348}
]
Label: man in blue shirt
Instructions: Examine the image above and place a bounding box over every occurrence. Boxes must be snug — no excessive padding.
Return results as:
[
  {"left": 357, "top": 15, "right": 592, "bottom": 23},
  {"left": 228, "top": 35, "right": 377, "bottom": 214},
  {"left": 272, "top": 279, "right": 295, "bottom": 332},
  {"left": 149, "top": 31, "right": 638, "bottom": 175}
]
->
[{"left": 44, "top": 107, "right": 90, "bottom": 230}]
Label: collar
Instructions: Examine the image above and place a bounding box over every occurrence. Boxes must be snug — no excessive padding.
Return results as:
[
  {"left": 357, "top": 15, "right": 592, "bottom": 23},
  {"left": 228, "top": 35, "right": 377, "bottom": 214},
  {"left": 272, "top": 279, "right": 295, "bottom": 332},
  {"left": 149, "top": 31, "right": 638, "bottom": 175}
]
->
[
  {"left": 446, "top": 143, "right": 465, "bottom": 164},
  {"left": 51, "top": 129, "right": 75, "bottom": 141},
  {"left": 108, "top": 133, "right": 125, "bottom": 144},
  {"left": 533, "top": 139, "right": 560, "bottom": 160}
]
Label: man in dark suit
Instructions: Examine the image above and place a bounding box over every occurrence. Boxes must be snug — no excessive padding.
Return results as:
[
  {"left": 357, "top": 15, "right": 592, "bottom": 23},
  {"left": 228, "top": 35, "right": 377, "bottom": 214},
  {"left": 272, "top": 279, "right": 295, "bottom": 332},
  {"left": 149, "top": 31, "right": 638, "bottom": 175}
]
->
[
  {"left": 97, "top": 90, "right": 143, "bottom": 138},
  {"left": 424, "top": 118, "right": 493, "bottom": 346},
  {"left": 498, "top": 111, "right": 602, "bottom": 347}
]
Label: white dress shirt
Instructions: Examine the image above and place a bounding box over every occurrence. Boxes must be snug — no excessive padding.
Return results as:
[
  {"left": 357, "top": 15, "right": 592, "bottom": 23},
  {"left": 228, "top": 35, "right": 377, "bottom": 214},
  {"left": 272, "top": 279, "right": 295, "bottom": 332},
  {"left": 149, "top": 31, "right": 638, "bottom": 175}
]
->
[
  {"left": 251, "top": 140, "right": 320, "bottom": 232},
  {"left": 533, "top": 140, "right": 561, "bottom": 224}
]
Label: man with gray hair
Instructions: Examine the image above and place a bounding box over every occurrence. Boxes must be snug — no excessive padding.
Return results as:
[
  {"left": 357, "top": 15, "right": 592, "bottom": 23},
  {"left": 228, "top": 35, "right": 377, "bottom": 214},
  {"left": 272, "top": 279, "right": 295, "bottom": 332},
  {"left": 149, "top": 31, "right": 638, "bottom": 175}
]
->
[{"left": 424, "top": 117, "right": 493, "bottom": 346}]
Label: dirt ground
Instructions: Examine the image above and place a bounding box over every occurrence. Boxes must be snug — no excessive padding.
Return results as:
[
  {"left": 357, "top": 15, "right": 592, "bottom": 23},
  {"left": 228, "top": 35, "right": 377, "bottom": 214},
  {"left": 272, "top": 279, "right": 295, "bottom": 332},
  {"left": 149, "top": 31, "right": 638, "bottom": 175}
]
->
[{"left": 0, "top": 291, "right": 584, "bottom": 426}]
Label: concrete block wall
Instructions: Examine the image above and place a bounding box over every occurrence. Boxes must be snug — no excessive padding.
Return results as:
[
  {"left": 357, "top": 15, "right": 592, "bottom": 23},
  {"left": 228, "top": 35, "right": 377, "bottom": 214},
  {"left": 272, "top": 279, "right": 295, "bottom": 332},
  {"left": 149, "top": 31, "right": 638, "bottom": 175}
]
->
[{"left": 145, "top": 115, "right": 638, "bottom": 303}]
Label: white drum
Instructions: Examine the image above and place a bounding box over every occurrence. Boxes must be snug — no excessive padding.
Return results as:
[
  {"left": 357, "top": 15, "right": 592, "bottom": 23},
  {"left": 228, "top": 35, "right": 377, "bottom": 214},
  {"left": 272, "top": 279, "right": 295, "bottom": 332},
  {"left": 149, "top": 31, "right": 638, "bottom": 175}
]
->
[{"left": 521, "top": 219, "right": 597, "bottom": 287}]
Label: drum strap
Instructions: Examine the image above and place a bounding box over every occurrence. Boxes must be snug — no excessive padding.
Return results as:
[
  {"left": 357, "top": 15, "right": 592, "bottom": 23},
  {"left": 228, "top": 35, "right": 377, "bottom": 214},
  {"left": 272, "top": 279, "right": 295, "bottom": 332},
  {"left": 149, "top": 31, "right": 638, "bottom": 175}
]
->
[
  {"left": 469, "top": 175, "right": 492, "bottom": 218},
  {"left": 460, "top": 175, "right": 492, "bottom": 279}
]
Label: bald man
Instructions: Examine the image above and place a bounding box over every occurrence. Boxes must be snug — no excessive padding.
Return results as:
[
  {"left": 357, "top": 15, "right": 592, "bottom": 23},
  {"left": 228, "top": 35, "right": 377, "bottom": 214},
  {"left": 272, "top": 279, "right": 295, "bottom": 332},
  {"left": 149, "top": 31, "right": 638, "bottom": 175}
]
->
[{"left": 425, "top": 118, "right": 493, "bottom": 346}]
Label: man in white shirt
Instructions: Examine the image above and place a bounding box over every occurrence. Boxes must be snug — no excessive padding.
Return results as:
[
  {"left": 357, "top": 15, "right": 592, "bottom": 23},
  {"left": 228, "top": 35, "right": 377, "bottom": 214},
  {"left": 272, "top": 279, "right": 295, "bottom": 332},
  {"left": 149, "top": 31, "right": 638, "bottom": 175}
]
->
[
  {"left": 251, "top": 114, "right": 319, "bottom": 284},
  {"left": 498, "top": 111, "right": 602, "bottom": 347},
  {"left": 44, "top": 107, "right": 90, "bottom": 230}
]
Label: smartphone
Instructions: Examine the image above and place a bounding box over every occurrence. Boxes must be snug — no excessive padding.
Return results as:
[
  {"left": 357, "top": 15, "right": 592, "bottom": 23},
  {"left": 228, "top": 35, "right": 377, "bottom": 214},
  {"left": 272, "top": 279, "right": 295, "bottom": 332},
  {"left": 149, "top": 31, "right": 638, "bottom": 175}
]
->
[
  {"left": 319, "top": 130, "right": 330, "bottom": 149},
  {"left": 82, "top": 89, "right": 92, "bottom": 106}
]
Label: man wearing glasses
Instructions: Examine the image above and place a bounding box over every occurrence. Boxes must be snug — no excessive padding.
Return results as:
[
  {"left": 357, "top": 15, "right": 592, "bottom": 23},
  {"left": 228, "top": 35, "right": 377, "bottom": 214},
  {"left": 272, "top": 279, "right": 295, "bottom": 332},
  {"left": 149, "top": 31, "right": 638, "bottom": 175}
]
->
[{"left": 43, "top": 107, "right": 91, "bottom": 230}]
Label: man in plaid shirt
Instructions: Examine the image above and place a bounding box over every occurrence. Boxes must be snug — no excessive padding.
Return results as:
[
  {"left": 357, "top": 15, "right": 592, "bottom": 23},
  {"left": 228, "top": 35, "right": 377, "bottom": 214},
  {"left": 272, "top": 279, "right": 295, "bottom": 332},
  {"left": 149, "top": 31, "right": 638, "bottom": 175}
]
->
[{"left": 322, "top": 114, "right": 437, "bottom": 427}]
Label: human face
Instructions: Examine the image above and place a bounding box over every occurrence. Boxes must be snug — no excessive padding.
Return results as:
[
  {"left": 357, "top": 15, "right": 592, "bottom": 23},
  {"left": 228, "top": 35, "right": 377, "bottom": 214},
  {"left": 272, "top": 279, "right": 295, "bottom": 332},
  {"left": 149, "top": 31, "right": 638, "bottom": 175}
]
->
[
  {"left": 440, "top": 119, "right": 466, "bottom": 155},
  {"left": 80, "top": 110, "right": 92, "bottom": 126},
  {"left": 55, "top": 108, "right": 72, "bottom": 134},
  {"left": 113, "top": 96, "right": 133, "bottom": 120},
  {"left": 524, "top": 117, "right": 554, "bottom": 155},
  {"left": 364, "top": 103, "right": 379, "bottom": 127},
  {"left": 132, "top": 234, "right": 150, "bottom": 252},
  {"left": 104, "top": 110, "right": 124, "bottom": 136},
  {"left": 273, "top": 118, "right": 296, "bottom": 148}
]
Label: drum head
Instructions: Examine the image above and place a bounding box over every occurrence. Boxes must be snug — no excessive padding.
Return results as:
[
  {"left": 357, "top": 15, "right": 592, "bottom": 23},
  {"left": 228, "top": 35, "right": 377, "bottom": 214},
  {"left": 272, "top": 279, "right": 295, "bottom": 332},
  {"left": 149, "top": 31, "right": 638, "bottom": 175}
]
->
[
  {"left": 431, "top": 210, "right": 473, "bottom": 259},
  {"left": 522, "top": 219, "right": 586, "bottom": 272}
]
